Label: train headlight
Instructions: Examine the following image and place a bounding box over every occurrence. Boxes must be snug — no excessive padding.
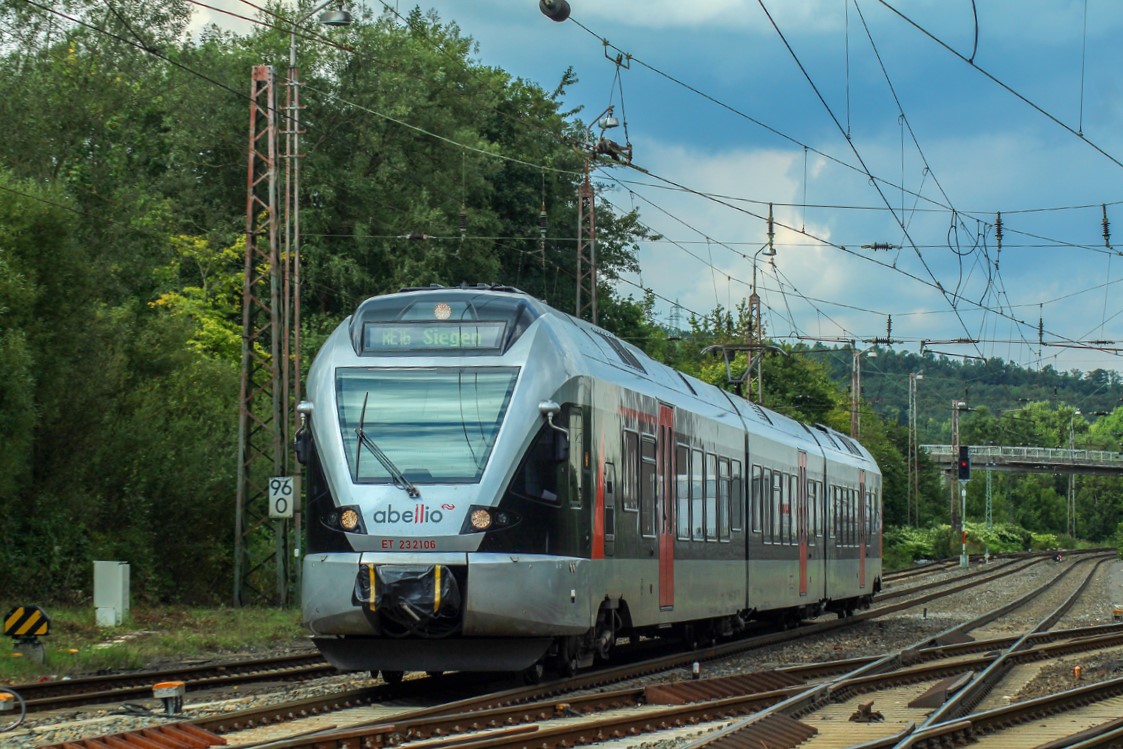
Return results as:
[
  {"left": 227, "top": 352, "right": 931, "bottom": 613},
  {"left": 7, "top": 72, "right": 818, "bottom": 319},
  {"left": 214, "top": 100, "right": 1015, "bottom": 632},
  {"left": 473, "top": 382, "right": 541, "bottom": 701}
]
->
[
  {"left": 323, "top": 504, "right": 367, "bottom": 534},
  {"left": 340, "top": 508, "right": 361, "bottom": 531},
  {"left": 460, "top": 504, "right": 520, "bottom": 534},
  {"left": 470, "top": 509, "right": 492, "bottom": 530}
]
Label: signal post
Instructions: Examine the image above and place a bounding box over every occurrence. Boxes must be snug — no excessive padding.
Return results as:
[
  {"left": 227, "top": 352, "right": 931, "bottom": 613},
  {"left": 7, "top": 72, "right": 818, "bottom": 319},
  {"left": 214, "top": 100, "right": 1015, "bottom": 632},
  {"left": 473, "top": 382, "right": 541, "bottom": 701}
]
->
[{"left": 958, "top": 445, "right": 971, "bottom": 568}]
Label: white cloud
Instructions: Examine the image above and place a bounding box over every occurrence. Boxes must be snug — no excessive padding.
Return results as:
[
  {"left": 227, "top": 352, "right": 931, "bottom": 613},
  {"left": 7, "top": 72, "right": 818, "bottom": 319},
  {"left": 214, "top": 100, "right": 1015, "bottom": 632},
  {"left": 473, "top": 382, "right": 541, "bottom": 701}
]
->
[
  {"left": 187, "top": 0, "right": 265, "bottom": 37},
  {"left": 576, "top": 0, "right": 844, "bottom": 33}
]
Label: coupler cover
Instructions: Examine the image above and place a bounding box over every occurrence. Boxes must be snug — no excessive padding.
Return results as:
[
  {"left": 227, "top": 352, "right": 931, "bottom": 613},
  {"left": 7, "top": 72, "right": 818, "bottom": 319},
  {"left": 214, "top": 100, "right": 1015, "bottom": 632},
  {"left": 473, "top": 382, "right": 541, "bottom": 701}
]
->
[{"left": 354, "top": 564, "right": 462, "bottom": 636}]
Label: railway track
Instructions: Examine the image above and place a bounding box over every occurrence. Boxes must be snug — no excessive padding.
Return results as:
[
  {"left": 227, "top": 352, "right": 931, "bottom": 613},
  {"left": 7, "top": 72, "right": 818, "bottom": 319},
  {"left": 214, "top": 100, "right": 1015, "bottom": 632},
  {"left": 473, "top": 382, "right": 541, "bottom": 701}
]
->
[
  {"left": 6, "top": 651, "right": 336, "bottom": 712},
  {"left": 13, "top": 550, "right": 1119, "bottom": 749}
]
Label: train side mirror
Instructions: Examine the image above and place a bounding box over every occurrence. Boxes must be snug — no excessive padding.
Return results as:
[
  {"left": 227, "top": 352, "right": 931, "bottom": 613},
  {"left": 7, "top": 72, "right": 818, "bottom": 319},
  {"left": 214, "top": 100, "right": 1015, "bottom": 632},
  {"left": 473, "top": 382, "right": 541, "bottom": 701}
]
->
[
  {"left": 538, "top": 400, "right": 569, "bottom": 462},
  {"left": 294, "top": 401, "right": 314, "bottom": 465}
]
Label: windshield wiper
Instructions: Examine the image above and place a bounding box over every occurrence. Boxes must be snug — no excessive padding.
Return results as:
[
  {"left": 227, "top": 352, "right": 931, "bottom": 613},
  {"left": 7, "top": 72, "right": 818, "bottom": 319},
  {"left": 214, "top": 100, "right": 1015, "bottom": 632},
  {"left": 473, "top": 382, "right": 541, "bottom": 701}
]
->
[{"left": 354, "top": 392, "right": 421, "bottom": 498}]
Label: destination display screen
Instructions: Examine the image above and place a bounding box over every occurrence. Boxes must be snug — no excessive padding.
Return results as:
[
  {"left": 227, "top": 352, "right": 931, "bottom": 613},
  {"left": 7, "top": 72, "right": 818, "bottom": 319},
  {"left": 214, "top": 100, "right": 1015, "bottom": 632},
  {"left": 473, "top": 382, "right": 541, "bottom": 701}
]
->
[{"left": 362, "top": 321, "right": 507, "bottom": 352}]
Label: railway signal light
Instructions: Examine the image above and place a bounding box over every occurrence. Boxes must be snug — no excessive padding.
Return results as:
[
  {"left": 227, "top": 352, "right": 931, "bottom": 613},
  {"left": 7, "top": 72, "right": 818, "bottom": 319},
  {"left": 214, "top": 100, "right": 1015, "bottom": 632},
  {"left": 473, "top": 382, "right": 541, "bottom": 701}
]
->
[{"left": 957, "top": 445, "right": 971, "bottom": 481}]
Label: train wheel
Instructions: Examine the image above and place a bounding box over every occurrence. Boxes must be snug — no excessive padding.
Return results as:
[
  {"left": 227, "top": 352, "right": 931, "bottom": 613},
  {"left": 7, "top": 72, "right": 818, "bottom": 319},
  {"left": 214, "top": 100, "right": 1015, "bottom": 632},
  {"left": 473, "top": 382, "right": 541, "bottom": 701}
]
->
[
  {"left": 522, "top": 661, "right": 545, "bottom": 685},
  {"left": 380, "top": 670, "right": 405, "bottom": 685},
  {"left": 681, "top": 623, "right": 701, "bottom": 650},
  {"left": 556, "top": 636, "right": 580, "bottom": 677}
]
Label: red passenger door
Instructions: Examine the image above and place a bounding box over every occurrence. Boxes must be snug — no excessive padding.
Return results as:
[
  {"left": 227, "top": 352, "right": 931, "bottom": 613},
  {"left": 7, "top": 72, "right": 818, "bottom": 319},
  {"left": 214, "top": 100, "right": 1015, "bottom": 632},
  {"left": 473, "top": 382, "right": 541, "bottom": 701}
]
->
[
  {"left": 658, "top": 404, "right": 675, "bottom": 609},
  {"left": 797, "top": 451, "right": 809, "bottom": 596},
  {"left": 858, "top": 470, "right": 867, "bottom": 589}
]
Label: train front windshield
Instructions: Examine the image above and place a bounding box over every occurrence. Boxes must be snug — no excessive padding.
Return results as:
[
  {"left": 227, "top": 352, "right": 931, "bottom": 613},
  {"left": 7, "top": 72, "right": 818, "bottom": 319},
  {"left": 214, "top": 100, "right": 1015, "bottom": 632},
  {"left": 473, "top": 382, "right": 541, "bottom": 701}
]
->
[{"left": 335, "top": 367, "right": 518, "bottom": 484}]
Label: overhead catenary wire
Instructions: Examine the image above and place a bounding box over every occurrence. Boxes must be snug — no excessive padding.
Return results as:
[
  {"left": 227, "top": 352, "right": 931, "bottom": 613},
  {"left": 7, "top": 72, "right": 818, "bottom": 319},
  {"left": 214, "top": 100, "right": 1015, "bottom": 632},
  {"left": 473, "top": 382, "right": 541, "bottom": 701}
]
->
[
  {"left": 548, "top": 2, "right": 1123, "bottom": 366},
  {"left": 756, "top": 0, "right": 985, "bottom": 359},
  {"left": 15, "top": 0, "right": 1123, "bottom": 368},
  {"left": 296, "top": 9, "right": 1123, "bottom": 357},
  {"left": 877, "top": 0, "right": 1123, "bottom": 171}
]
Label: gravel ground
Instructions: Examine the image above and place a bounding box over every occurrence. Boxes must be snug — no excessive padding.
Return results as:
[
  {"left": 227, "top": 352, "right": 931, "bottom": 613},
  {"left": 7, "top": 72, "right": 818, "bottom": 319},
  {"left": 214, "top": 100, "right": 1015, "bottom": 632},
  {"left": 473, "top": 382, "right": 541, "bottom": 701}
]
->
[{"left": 5, "top": 556, "right": 1120, "bottom": 749}]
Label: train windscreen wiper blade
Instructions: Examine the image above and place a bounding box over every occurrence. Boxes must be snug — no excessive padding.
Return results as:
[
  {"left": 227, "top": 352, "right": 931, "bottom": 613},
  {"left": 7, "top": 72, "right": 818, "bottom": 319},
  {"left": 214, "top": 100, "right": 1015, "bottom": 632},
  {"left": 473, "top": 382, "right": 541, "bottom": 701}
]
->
[{"left": 354, "top": 392, "right": 421, "bottom": 498}]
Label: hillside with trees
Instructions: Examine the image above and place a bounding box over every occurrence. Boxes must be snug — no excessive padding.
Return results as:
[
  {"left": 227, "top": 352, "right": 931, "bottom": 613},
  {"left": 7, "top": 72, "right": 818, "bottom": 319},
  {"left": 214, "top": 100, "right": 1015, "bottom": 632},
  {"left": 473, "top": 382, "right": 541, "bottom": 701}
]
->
[{"left": 1, "top": 1, "right": 1118, "bottom": 604}]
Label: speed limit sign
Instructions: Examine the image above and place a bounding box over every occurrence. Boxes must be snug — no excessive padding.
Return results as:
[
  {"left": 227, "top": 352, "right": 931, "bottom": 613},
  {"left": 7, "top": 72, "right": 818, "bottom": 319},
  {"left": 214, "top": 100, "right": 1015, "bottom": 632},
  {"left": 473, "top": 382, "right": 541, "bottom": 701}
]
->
[{"left": 268, "top": 476, "right": 298, "bottom": 518}]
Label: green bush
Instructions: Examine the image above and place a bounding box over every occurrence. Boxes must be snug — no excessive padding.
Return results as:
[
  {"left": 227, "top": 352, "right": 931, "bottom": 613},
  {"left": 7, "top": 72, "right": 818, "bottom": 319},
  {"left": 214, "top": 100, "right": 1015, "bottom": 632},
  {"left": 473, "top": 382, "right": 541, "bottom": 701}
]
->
[{"left": 883, "top": 521, "right": 1060, "bottom": 568}]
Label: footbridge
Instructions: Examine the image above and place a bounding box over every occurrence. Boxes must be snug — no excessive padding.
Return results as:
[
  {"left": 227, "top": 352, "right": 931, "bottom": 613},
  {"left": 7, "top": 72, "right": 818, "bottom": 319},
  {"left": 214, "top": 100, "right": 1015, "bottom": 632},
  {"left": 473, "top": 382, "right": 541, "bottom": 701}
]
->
[{"left": 921, "top": 445, "right": 1123, "bottom": 476}]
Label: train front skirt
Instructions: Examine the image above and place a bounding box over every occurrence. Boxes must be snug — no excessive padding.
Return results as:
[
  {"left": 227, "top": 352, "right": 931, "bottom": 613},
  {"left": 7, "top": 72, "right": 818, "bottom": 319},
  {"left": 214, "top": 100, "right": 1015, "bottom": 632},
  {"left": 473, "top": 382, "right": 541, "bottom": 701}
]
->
[{"left": 312, "top": 633, "right": 554, "bottom": 672}]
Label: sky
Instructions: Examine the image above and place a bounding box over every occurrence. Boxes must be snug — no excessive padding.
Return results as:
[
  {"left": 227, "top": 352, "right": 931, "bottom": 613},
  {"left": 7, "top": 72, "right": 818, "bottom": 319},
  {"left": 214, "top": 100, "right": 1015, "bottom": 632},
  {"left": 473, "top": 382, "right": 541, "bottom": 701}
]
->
[{"left": 192, "top": 1, "right": 1123, "bottom": 377}]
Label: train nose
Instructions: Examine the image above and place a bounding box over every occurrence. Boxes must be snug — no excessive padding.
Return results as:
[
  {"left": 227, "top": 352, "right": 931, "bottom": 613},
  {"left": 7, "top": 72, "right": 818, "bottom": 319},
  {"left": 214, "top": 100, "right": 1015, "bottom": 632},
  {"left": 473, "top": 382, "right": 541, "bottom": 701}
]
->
[{"left": 354, "top": 564, "right": 463, "bottom": 637}]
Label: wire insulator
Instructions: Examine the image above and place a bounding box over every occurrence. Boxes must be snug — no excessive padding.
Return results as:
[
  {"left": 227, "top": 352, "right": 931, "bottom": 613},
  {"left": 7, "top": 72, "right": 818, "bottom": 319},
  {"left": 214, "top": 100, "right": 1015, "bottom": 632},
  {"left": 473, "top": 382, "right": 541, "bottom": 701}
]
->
[
  {"left": 994, "top": 212, "right": 1003, "bottom": 250},
  {"left": 767, "top": 203, "right": 775, "bottom": 250},
  {"left": 459, "top": 204, "right": 467, "bottom": 240},
  {"left": 539, "top": 203, "right": 547, "bottom": 236},
  {"left": 1103, "top": 204, "right": 1111, "bottom": 248}
]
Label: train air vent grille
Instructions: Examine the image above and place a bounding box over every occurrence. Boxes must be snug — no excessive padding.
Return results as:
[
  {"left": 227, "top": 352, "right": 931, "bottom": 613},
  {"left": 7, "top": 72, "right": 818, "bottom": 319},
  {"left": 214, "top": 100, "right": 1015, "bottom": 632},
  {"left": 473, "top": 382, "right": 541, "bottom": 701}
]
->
[
  {"left": 812, "top": 424, "right": 841, "bottom": 450},
  {"left": 837, "top": 434, "right": 863, "bottom": 456},
  {"left": 597, "top": 332, "right": 647, "bottom": 373}
]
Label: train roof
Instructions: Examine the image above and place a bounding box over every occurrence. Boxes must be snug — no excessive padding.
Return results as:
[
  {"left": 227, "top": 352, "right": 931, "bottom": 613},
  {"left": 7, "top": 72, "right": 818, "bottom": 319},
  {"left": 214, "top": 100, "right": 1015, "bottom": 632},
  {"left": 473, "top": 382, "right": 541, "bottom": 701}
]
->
[{"left": 349, "top": 285, "right": 876, "bottom": 465}]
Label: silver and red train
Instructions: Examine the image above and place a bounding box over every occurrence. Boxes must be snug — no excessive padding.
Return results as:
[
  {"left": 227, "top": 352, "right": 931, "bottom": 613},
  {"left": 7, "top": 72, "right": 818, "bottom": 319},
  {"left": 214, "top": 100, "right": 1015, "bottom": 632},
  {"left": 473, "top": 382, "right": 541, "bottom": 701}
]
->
[{"left": 298, "top": 285, "right": 882, "bottom": 681}]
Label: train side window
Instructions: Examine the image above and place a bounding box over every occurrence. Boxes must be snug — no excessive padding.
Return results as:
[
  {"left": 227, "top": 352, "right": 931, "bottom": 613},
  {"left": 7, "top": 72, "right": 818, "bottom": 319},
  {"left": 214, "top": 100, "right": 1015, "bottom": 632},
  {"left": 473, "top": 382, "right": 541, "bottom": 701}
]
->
[
  {"left": 750, "top": 464, "right": 763, "bottom": 533},
  {"left": 826, "top": 487, "right": 835, "bottom": 539},
  {"left": 819, "top": 481, "right": 826, "bottom": 537},
  {"left": 867, "top": 489, "right": 874, "bottom": 539},
  {"left": 863, "top": 490, "right": 868, "bottom": 542},
  {"left": 731, "top": 459, "right": 743, "bottom": 533},
  {"left": 874, "top": 488, "right": 881, "bottom": 535},
  {"left": 849, "top": 488, "right": 856, "bottom": 546},
  {"left": 640, "top": 435, "right": 656, "bottom": 538},
  {"left": 718, "top": 457, "right": 731, "bottom": 541},
  {"left": 810, "top": 480, "right": 821, "bottom": 540},
  {"left": 676, "top": 445, "right": 691, "bottom": 540},
  {"left": 787, "top": 473, "right": 797, "bottom": 546},
  {"left": 760, "top": 468, "right": 771, "bottom": 541},
  {"left": 847, "top": 487, "right": 853, "bottom": 545},
  {"left": 569, "top": 408, "right": 585, "bottom": 509},
  {"left": 844, "top": 489, "right": 853, "bottom": 547},
  {"left": 509, "top": 421, "right": 563, "bottom": 506},
  {"left": 806, "top": 479, "right": 815, "bottom": 546},
  {"left": 705, "top": 453, "right": 718, "bottom": 541},
  {"left": 621, "top": 431, "right": 639, "bottom": 513},
  {"left": 604, "top": 462, "right": 616, "bottom": 540},
  {"left": 662, "top": 426, "right": 674, "bottom": 536},
  {"left": 771, "top": 470, "right": 783, "bottom": 544},
  {"left": 763, "top": 469, "right": 772, "bottom": 545},
  {"left": 691, "top": 448, "right": 704, "bottom": 541}
]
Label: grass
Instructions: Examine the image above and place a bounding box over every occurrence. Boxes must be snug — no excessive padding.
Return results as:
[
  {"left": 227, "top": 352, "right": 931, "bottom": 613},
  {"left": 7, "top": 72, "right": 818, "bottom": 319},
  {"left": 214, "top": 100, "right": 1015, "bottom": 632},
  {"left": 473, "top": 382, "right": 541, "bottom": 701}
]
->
[{"left": 0, "top": 606, "right": 307, "bottom": 683}]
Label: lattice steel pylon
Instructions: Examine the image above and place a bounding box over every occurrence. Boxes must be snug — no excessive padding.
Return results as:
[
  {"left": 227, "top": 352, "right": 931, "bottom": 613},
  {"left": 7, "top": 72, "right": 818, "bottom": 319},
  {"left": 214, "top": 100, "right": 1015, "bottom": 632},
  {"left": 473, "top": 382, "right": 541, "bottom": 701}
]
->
[
  {"left": 235, "top": 65, "right": 287, "bottom": 607},
  {"left": 575, "top": 158, "right": 597, "bottom": 325}
]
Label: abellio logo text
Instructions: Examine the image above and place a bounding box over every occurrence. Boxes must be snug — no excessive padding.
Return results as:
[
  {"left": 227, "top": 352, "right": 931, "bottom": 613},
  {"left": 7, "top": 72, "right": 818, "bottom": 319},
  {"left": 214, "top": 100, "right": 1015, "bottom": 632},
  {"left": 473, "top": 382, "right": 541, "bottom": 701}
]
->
[{"left": 371, "top": 504, "right": 449, "bottom": 525}]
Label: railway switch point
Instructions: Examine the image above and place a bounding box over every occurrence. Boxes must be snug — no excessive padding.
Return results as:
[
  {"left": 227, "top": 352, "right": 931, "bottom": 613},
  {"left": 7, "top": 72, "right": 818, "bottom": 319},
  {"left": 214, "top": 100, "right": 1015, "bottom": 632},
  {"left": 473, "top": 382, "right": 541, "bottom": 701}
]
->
[{"left": 153, "top": 681, "right": 185, "bottom": 715}]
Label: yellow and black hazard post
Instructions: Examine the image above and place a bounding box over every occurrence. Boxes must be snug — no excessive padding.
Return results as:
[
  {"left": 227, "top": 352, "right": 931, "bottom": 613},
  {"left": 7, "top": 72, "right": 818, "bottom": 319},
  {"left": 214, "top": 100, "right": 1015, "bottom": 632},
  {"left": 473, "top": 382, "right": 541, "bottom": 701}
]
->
[{"left": 4, "top": 606, "right": 50, "bottom": 665}]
